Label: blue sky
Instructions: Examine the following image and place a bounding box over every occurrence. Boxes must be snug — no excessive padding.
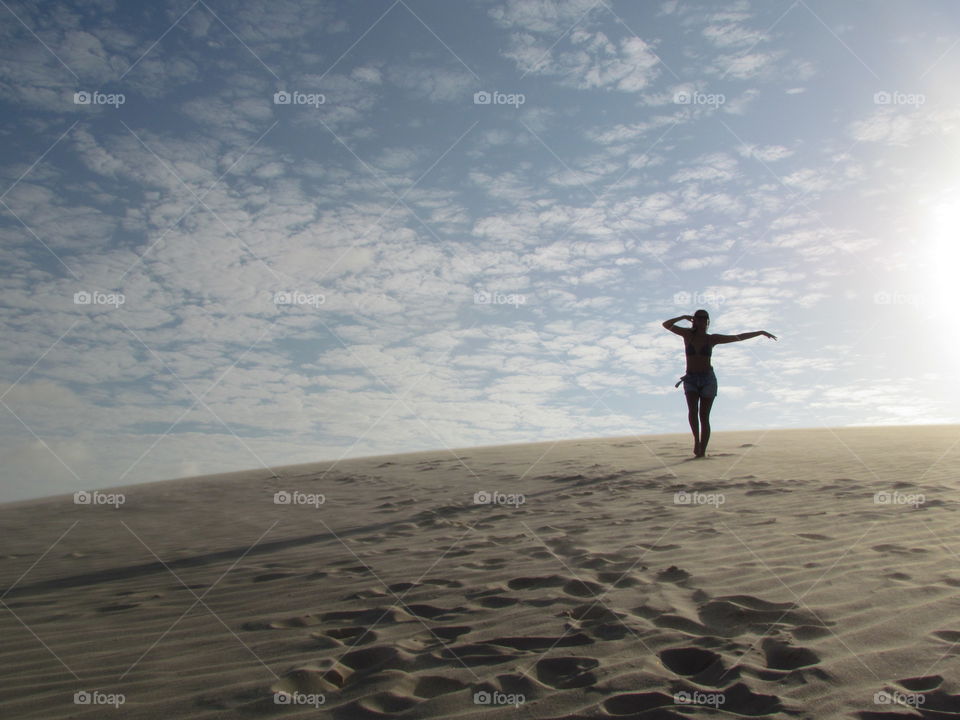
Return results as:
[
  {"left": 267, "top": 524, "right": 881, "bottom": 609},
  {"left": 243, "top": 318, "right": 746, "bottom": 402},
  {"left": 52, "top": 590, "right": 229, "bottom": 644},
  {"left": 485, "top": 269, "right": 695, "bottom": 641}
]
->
[{"left": 1, "top": 0, "right": 959, "bottom": 502}]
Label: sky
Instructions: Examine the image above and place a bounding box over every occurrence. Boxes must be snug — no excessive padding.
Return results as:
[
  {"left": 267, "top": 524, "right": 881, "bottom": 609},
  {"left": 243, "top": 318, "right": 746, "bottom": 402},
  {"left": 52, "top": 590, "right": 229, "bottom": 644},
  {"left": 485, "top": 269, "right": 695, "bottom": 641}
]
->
[{"left": 1, "top": 0, "right": 959, "bottom": 503}]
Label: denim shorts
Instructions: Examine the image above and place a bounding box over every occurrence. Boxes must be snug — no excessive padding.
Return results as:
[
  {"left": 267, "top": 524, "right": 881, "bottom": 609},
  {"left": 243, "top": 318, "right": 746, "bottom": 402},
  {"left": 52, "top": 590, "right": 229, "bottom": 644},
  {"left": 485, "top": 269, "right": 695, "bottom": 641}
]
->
[{"left": 681, "top": 369, "right": 717, "bottom": 398}]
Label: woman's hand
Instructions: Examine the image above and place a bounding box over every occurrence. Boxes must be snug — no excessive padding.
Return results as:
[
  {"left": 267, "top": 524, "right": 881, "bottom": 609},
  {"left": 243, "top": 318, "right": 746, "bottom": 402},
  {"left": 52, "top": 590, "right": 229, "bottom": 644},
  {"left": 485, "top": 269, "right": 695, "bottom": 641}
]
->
[
  {"left": 761, "top": 331, "right": 778, "bottom": 340},
  {"left": 682, "top": 314, "right": 695, "bottom": 321}
]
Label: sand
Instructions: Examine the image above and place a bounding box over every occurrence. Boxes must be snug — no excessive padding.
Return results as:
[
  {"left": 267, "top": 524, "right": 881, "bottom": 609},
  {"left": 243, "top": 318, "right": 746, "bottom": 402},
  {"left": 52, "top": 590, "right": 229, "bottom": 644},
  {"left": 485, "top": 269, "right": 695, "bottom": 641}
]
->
[{"left": 2, "top": 425, "right": 960, "bottom": 719}]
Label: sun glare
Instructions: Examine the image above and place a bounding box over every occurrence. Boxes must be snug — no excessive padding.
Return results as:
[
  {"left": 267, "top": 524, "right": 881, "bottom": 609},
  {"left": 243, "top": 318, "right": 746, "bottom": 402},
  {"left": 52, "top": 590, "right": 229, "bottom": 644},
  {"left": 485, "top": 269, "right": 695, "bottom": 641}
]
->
[{"left": 924, "top": 193, "right": 960, "bottom": 310}]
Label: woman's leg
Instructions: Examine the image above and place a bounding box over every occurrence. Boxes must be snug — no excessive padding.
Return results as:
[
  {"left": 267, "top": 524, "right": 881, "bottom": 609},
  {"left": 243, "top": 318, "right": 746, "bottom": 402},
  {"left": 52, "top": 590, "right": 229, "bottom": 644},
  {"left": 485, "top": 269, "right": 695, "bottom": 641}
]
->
[
  {"left": 698, "top": 396, "right": 714, "bottom": 456},
  {"left": 685, "top": 391, "right": 701, "bottom": 455}
]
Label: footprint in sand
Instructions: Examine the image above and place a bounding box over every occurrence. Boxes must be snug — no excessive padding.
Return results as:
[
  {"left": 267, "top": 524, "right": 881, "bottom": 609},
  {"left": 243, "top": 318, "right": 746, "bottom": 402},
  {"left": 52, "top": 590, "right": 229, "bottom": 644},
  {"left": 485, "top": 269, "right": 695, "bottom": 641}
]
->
[
  {"left": 871, "top": 543, "right": 928, "bottom": 554},
  {"left": 697, "top": 595, "right": 832, "bottom": 638},
  {"left": 711, "top": 682, "right": 782, "bottom": 715},
  {"left": 883, "top": 572, "right": 912, "bottom": 581},
  {"left": 761, "top": 637, "right": 820, "bottom": 670},
  {"left": 435, "top": 642, "right": 519, "bottom": 666},
  {"left": 417, "top": 625, "right": 471, "bottom": 643},
  {"left": 603, "top": 692, "right": 673, "bottom": 715},
  {"left": 340, "top": 645, "right": 416, "bottom": 675},
  {"left": 324, "top": 626, "right": 378, "bottom": 645},
  {"left": 899, "top": 674, "right": 943, "bottom": 692},
  {"left": 659, "top": 646, "right": 736, "bottom": 687},
  {"left": 656, "top": 565, "right": 691, "bottom": 583},
  {"left": 506, "top": 574, "right": 567, "bottom": 590},
  {"left": 563, "top": 604, "right": 640, "bottom": 642},
  {"left": 331, "top": 691, "right": 418, "bottom": 719},
  {"left": 408, "top": 675, "right": 469, "bottom": 698},
  {"left": 272, "top": 661, "right": 352, "bottom": 694},
  {"left": 534, "top": 656, "right": 599, "bottom": 688},
  {"left": 306, "top": 633, "right": 344, "bottom": 649},
  {"left": 562, "top": 579, "right": 605, "bottom": 598},
  {"left": 479, "top": 595, "right": 519, "bottom": 608}
]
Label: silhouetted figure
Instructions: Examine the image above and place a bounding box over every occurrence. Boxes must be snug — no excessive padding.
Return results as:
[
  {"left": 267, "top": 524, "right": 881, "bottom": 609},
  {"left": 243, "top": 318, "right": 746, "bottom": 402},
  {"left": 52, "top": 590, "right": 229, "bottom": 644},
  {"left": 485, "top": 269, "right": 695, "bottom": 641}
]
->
[{"left": 662, "top": 309, "right": 777, "bottom": 457}]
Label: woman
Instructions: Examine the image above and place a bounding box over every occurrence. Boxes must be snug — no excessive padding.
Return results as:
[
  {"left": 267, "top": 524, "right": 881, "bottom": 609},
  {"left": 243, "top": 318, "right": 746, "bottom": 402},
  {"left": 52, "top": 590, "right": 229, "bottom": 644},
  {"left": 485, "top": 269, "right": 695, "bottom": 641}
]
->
[{"left": 662, "top": 309, "right": 777, "bottom": 458}]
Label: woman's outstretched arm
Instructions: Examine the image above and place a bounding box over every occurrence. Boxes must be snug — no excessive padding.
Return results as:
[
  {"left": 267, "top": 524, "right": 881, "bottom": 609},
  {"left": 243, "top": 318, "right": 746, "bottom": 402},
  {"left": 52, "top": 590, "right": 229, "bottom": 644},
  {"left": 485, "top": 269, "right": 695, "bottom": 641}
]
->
[{"left": 712, "top": 330, "right": 777, "bottom": 344}]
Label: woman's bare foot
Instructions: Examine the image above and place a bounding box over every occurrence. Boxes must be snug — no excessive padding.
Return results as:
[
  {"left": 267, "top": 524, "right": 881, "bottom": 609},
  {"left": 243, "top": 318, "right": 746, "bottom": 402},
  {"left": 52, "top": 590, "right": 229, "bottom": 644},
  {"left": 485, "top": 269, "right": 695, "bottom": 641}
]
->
[{"left": 693, "top": 440, "right": 701, "bottom": 456}]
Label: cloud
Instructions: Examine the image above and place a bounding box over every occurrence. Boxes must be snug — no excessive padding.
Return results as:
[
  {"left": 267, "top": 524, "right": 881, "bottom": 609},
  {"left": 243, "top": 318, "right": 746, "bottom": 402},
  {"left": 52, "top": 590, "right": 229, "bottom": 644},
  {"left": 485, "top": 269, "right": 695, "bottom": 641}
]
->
[
  {"left": 504, "top": 29, "right": 662, "bottom": 91},
  {"left": 489, "top": 0, "right": 601, "bottom": 34}
]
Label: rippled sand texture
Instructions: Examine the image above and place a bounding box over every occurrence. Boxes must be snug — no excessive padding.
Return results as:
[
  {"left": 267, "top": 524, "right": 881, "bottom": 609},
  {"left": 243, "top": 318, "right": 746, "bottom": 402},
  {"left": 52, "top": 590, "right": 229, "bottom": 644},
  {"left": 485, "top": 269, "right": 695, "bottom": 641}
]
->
[{"left": 2, "top": 425, "right": 959, "bottom": 718}]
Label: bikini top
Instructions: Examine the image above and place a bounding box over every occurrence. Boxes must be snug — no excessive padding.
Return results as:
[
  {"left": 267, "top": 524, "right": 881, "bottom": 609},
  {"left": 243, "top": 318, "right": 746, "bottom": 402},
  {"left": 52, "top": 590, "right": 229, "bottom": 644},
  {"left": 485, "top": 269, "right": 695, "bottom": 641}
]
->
[{"left": 685, "top": 337, "right": 713, "bottom": 357}]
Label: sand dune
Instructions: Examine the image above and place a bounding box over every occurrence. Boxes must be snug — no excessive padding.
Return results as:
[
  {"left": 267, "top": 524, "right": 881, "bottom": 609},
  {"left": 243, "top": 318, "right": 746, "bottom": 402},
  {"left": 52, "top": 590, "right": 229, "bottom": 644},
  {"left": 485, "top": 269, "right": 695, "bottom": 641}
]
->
[{"left": 2, "top": 425, "right": 960, "bottom": 718}]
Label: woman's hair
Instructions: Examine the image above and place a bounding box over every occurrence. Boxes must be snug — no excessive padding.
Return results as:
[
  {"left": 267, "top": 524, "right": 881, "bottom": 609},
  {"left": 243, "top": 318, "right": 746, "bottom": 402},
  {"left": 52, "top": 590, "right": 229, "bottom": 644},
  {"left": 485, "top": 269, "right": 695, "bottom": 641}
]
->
[{"left": 693, "top": 309, "right": 709, "bottom": 334}]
